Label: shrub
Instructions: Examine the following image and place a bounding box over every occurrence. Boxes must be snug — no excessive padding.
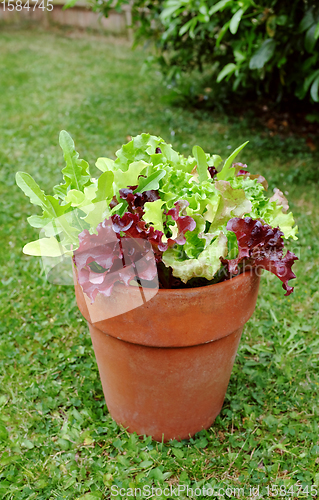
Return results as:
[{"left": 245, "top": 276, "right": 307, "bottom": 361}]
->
[{"left": 85, "top": 0, "right": 319, "bottom": 105}]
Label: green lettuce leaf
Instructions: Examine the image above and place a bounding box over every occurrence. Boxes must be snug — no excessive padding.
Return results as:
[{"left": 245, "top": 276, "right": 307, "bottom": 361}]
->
[
  {"left": 160, "top": 142, "right": 181, "bottom": 165},
  {"left": 143, "top": 199, "right": 165, "bottom": 232},
  {"left": 262, "top": 204, "right": 298, "bottom": 240},
  {"left": 162, "top": 232, "right": 228, "bottom": 282},
  {"left": 234, "top": 177, "right": 298, "bottom": 240},
  {"left": 95, "top": 157, "right": 116, "bottom": 173},
  {"left": 183, "top": 214, "right": 206, "bottom": 259},
  {"left": 64, "top": 189, "right": 86, "bottom": 207},
  {"left": 81, "top": 200, "right": 111, "bottom": 229},
  {"left": 15, "top": 172, "right": 73, "bottom": 225},
  {"left": 208, "top": 154, "right": 223, "bottom": 168},
  {"left": 16, "top": 171, "right": 49, "bottom": 209},
  {"left": 209, "top": 180, "right": 252, "bottom": 230},
  {"left": 92, "top": 171, "right": 114, "bottom": 202},
  {"left": 202, "top": 192, "right": 220, "bottom": 223},
  {"left": 113, "top": 160, "right": 149, "bottom": 190},
  {"left": 15, "top": 172, "right": 84, "bottom": 246},
  {"left": 115, "top": 133, "right": 163, "bottom": 170},
  {"left": 27, "top": 214, "right": 52, "bottom": 229}
]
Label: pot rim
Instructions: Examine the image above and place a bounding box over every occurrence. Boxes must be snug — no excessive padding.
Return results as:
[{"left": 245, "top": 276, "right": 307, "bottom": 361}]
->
[
  {"left": 74, "top": 267, "right": 261, "bottom": 346},
  {"left": 73, "top": 262, "right": 260, "bottom": 298}
]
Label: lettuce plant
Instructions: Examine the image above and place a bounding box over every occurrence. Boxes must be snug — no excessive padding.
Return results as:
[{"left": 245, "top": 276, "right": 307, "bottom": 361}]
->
[{"left": 16, "top": 131, "right": 298, "bottom": 301}]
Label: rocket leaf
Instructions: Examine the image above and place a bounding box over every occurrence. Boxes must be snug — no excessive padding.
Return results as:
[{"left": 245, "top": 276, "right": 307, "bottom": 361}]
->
[
  {"left": 192, "top": 145, "right": 209, "bottom": 183},
  {"left": 217, "top": 141, "right": 249, "bottom": 181}
]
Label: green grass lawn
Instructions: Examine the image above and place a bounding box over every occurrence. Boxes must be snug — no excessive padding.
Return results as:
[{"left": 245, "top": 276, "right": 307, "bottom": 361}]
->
[{"left": 0, "top": 28, "right": 319, "bottom": 500}]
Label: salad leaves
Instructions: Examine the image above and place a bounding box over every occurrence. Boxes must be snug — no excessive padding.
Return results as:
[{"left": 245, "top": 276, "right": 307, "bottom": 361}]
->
[
  {"left": 223, "top": 217, "right": 298, "bottom": 296},
  {"left": 16, "top": 131, "right": 298, "bottom": 299}
]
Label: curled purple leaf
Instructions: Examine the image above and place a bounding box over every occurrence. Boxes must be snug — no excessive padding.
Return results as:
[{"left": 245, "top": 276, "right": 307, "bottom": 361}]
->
[
  {"left": 119, "top": 186, "right": 160, "bottom": 217},
  {"left": 223, "top": 217, "right": 298, "bottom": 296},
  {"left": 208, "top": 166, "right": 218, "bottom": 179},
  {"left": 167, "top": 200, "right": 196, "bottom": 245}
]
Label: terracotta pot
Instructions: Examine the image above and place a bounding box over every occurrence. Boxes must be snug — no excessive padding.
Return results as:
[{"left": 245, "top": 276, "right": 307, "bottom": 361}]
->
[{"left": 74, "top": 270, "right": 260, "bottom": 441}]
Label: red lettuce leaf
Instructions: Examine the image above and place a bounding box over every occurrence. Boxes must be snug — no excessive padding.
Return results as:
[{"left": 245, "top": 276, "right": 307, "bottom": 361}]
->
[
  {"left": 166, "top": 200, "right": 197, "bottom": 245},
  {"left": 74, "top": 213, "right": 168, "bottom": 302},
  {"left": 234, "top": 162, "right": 268, "bottom": 189},
  {"left": 74, "top": 197, "right": 196, "bottom": 302},
  {"left": 233, "top": 162, "right": 248, "bottom": 175},
  {"left": 73, "top": 218, "right": 145, "bottom": 302},
  {"left": 269, "top": 188, "right": 289, "bottom": 213},
  {"left": 119, "top": 186, "right": 160, "bottom": 216},
  {"left": 223, "top": 217, "right": 298, "bottom": 296},
  {"left": 112, "top": 212, "right": 168, "bottom": 259},
  {"left": 208, "top": 166, "right": 218, "bottom": 179},
  {"left": 237, "top": 169, "right": 249, "bottom": 176}
]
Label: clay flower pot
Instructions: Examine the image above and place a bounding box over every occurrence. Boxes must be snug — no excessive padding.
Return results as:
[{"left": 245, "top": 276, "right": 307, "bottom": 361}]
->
[
  {"left": 74, "top": 270, "right": 260, "bottom": 442},
  {"left": 16, "top": 131, "right": 297, "bottom": 441}
]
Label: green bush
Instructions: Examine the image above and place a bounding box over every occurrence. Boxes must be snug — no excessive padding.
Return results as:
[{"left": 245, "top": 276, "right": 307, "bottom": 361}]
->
[{"left": 87, "top": 0, "right": 319, "bottom": 105}]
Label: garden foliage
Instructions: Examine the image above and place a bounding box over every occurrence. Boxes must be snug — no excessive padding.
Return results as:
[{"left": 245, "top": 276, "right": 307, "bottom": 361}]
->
[{"left": 86, "top": 0, "right": 319, "bottom": 104}]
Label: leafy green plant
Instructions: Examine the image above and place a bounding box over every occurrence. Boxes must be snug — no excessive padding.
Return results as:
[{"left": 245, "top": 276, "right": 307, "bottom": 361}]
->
[
  {"left": 16, "top": 131, "right": 298, "bottom": 300},
  {"left": 85, "top": 0, "right": 319, "bottom": 104}
]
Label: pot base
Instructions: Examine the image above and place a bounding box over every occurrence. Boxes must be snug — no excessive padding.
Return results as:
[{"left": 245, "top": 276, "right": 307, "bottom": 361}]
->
[{"left": 88, "top": 323, "right": 243, "bottom": 441}]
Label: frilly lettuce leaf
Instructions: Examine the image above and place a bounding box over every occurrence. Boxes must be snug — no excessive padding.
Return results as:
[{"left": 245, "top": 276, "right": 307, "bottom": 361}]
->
[
  {"left": 115, "top": 133, "right": 163, "bottom": 170},
  {"left": 183, "top": 214, "right": 206, "bottom": 259},
  {"left": 160, "top": 168, "right": 193, "bottom": 200},
  {"left": 269, "top": 188, "right": 289, "bottom": 212},
  {"left": 113, "top": 160, "right": 149, "bottom": 191},
  {"left": 185, "top": 193, "right": 202, "bottom": 214},
  {"left": 233, "top": 176, "right": 266, "bottom": 216},
  {"left": 162, "top": 232, "right": 228, "bottom": 283},
  {"left": 232, "top": 176, "right": 297, "bottom": 240},
  {"left": 95, "top": 157, "right": 116, "bottom": 173},
  {"left": 224, "top": 217, "right": 298, "bottom": 296},
  {"left": 209, "top": 180, "right": 252, "bottom": 230},
  {"left": 261, "top": 204, "right": 298, "bottom": 240},
  {"left": 93, "top": 171, "right": 114, "bottom": 202},
  {"left": 143, "top": 199, "right": 165, "bottom": 232},
  {"left": 202, "top": 193, "right": 220, "bottom": 223}
]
